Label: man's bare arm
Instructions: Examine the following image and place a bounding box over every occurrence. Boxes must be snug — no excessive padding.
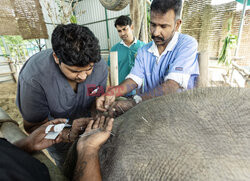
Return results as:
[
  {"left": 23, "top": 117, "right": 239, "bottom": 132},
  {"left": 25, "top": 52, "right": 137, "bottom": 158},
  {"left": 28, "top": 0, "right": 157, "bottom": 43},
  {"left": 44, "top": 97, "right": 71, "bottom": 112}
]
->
[
  {"left": 107, "top": 78, "right": 138, "bottom": 97},
  {"left": 140, "top": 79, "right": 180, "bottom": 101},
  {"left": 73, "top": 117, "right": 113, "bottom": 181},
  {"left": 73, "top": 149, "right": 101, "bottom": 181}
]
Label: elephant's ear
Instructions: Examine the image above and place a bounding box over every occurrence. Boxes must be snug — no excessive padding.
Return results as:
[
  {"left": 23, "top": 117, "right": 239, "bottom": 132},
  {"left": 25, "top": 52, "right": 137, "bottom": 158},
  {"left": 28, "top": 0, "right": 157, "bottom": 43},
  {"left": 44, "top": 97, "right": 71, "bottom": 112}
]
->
[{"left": 99, "top": 0, "right": 129, "bottom": 11}]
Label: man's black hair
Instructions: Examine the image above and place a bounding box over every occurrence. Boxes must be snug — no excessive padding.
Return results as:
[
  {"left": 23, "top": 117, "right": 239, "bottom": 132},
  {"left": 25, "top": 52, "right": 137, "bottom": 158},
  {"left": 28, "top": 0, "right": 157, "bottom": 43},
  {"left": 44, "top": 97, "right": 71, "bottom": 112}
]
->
[
  {"left": 114, "top": 15, "right": 132, "bottom": 27},
  {"left": 52, "top": 23, "right": 101, "bottom": 67},
  {"left": 150, "top": 0, "right": 183, "bottom": 20}
]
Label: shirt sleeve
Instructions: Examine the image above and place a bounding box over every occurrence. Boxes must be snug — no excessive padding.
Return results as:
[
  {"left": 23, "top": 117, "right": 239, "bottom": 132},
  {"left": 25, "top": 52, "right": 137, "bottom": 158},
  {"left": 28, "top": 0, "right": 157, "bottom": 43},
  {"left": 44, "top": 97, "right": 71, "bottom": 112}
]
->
[
  {"left": 125, "top": 48, "right": 145, "bottom": 88},
  {"left": 165, "top": 37, "right": 199, "bottom": 89},
  {"left": 16, "top": 76, "right": 49, "bottom": 123}
]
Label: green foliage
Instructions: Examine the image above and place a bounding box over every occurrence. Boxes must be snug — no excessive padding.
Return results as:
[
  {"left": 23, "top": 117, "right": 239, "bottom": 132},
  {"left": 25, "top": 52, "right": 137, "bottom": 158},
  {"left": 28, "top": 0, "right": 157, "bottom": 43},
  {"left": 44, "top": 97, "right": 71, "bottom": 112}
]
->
[
  {"left": 70, "top": 15, "right": 78, "bottom": 24},
  {"left": 0, "top": 36, "right": 43, "bottom": 60},
  {"left": 0, "top": 36, "right": 27, "bottom": 56},
  {"left": 218, "top": 18, "right": 237, "bottom": 66},
  {"left": 0, "top": 36, "right": 27, "bottom": 47}
]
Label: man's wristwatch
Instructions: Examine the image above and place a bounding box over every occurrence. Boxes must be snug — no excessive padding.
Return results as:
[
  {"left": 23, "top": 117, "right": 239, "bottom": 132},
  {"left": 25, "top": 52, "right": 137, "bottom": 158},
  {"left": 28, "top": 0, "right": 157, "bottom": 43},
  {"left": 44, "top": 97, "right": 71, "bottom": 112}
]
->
[{"left": 133, "top": 95, "right": 142, "bottom": 104}]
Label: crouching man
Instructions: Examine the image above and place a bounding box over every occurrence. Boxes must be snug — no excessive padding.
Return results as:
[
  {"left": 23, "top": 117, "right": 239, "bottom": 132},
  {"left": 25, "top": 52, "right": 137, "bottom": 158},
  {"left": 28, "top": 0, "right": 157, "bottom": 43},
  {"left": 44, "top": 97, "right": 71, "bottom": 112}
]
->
[{"left": 16, "top": 24, "right": 108, "bottom": 168}]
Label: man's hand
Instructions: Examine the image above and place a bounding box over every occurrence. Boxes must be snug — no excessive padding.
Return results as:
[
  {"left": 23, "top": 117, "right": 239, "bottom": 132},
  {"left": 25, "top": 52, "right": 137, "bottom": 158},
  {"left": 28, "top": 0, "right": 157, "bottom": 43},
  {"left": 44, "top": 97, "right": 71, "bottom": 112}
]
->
[
  {"left": 108, "top": 99, "right": 136, "bottom": 118},
  {"left": 24, "top": 119, "right": 67, "bottom": 152},
  {"left": 96, "top": 94, "right": 116, "bottom": 112},
  {"left": 72, "top": 116, "right": 113, "bottom": 181},
  {"left": 77, "top": 116, "right": 114, "bottom": 152},
  {"left": 96, "top": 79, "right": 138, "bottom": 112},
  {"left": 61, "top": 117, "right": 93, "bottom": 142},
  {"left": 70, "top": 117, "right": 92, "bottom": 141}
]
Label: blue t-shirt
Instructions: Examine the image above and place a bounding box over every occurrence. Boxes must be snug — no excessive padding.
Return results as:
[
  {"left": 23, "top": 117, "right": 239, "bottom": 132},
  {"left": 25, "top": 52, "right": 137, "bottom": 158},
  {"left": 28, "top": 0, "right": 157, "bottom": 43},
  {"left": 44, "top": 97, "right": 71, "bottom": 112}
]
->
[
  {"left": 16, "top": 49, "right": 108, "bottom": 123},
  {"left": 108, "top": 39, "right": 145, "bottom": 84},
  {"left": 126, "top": 33, "right": 199, "bottom": 94}
]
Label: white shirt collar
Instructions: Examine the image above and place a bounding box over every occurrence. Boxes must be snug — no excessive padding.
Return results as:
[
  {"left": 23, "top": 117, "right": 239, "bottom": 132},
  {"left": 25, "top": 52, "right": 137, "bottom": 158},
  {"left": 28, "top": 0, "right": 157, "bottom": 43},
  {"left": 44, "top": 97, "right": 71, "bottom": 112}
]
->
[
  {"left": 148, "top": 32, "right": 179, "bottom": 58},
  {"left": 120, "top": 37, "right": 137, "bottom": 48}
]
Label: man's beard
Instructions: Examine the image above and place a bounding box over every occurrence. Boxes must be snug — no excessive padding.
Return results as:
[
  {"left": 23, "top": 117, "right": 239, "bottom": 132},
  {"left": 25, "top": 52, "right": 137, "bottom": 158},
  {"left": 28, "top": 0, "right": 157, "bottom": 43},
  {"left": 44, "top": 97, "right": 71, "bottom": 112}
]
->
[{"left": 151, "top": 29, "right": 175, "bottom": 46}]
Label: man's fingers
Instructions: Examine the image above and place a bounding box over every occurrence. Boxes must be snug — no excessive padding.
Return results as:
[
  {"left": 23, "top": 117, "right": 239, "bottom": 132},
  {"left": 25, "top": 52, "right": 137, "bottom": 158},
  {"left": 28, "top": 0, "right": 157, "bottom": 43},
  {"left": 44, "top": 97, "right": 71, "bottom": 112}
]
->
[
  {"left": 96, "top": 96, "right": 107, "bottom": 112},
  {"left": 97, "top": 106, "right": 107, "bottom": 112},
  {"left": 104, "top": 96, "right": 115, "bottom": 109},
  {"left": 99, "top": 116, "right": 105, "bottom": 128},
  {"left": 107, "top": 102, "right": 117, "bottom": 118},
  {"left": 92, "top": 117, "right": 100, "bottom": 129},
  {"left": 85, "top": 120, "right": 94, "bottom": 132},
  {"left": 105, "top": 118, "right": 114, "bottom": 132},
  {"left": 55, "top": 132, "right": 63, "bottom": 143}
]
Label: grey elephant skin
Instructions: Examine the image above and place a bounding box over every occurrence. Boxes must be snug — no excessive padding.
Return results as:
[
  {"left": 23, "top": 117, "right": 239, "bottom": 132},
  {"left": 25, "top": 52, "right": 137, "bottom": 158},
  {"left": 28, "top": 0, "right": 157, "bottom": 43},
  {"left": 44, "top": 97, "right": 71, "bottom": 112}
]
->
[{"left": 68, "top": 87, "right": 250, "bottom": 181}]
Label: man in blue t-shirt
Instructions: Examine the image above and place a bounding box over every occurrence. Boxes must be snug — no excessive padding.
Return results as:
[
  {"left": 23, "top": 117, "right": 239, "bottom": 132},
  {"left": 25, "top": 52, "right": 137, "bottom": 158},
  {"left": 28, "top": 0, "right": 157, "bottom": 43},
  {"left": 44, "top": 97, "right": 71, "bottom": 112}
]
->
[
  {"left": 96, "top": 0, "right": 199, "bottom": 116},
  {"left": 108, "top": 16, "right": 145, "bottom": 96},
  {"left": 16, "top": 24, "right": 108, "bottom": 167}
]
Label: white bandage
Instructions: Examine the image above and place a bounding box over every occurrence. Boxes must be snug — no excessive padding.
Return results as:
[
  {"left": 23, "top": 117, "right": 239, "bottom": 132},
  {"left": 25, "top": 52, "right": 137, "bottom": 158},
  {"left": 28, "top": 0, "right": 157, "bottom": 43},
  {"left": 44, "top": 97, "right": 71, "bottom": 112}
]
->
[
  {"left": 133, "top": 95, "right": 142, "bottom": 104},
  {"left": 45, "top": 123, "right": 67, "bottom": 140},
  {"left": 45, "top": 125, "right": 54, "bottom": 134},
  {"left": 53, "top": 123, "right": 65, "bottom": 132}
]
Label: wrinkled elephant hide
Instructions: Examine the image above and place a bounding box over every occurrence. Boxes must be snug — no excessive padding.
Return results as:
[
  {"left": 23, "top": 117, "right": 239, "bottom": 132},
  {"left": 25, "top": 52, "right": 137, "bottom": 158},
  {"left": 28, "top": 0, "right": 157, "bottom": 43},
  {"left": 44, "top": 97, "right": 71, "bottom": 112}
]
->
[{"left": 64, "top": 87, "right": 250, "bottom": 181}]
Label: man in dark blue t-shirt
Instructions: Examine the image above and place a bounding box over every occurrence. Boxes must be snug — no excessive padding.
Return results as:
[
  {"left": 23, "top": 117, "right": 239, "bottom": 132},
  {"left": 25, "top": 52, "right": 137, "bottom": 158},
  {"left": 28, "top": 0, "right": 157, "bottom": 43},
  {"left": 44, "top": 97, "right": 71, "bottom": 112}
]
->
[{"left": 16, "top": 24, "right": 108, "bottom": 167}]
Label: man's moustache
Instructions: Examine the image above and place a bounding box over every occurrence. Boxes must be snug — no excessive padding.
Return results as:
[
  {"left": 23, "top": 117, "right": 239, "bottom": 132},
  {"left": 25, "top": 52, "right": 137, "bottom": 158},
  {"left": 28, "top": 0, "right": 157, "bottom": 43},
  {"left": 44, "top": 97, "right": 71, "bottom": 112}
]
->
[{"left": 151, "top": 35, "right": 164, "bottom": 41}]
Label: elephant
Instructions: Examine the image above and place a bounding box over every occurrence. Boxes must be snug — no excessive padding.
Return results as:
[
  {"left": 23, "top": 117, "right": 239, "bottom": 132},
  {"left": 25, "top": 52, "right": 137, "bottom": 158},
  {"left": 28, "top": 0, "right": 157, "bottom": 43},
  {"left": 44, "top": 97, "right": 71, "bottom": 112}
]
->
[{"left": 64, "top": 87, "right": 250, "bottom": 181}]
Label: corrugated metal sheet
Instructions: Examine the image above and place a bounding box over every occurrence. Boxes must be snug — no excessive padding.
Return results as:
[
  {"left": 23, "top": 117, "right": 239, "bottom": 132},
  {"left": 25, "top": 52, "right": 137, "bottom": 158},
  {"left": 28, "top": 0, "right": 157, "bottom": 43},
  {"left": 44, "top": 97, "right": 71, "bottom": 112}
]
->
[
  {"left": 75, "top": 0, "right": 106, "bottom": 24},
  {"left": 85, "top": 22, "right": 109, "bottom": 50},
  {"left": 75, "top": 0, "right": 130, "bottom": 50}
]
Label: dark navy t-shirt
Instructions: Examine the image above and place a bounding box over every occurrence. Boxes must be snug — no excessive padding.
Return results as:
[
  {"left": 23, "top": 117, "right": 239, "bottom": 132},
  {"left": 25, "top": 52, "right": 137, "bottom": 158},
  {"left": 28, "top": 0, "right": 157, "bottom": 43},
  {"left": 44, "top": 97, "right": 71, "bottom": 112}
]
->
[
  {"left": 16, "top": 49, "right": 108, "bottom": 123},
  {"left": 0, "top": 138, "right": 50, "bottom": 181}
]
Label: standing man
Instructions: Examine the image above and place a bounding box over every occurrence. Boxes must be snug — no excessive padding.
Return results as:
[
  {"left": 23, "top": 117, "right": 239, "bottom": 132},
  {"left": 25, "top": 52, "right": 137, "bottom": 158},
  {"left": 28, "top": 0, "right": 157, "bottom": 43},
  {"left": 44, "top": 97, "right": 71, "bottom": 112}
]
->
[
  {"left": 16, "top": 24, "right": 108, "bottom": 167},
  {"left": 108, "top": 16, "right": 145, "bottom": 96},
  {"left": 97, "top": 0, "right": 199, "bottom": 115}
]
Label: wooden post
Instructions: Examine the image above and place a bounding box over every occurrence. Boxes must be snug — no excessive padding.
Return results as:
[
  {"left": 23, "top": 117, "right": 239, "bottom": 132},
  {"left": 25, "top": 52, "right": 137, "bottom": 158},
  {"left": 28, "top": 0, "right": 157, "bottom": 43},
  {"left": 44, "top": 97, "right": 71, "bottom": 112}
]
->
[
  {"left": 8, "top": 58, "right": 17, "bottom": 83},
  {"left": 110, "top": 51, "right": 119, "bottom": 86},
  {"left": 0, "top": 37, "right": 17, "bottom": 83},
  {"left": 197, "top": 51, "right": 208, "bottom": 87}
]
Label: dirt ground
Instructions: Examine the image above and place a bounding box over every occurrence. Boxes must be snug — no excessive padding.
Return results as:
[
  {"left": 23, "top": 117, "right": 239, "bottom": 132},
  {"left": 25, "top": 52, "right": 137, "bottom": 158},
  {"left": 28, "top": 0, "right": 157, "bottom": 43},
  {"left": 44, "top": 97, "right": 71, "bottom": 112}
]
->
[{"left": 0, "top": 82, "right": 24, "bottom": 129}]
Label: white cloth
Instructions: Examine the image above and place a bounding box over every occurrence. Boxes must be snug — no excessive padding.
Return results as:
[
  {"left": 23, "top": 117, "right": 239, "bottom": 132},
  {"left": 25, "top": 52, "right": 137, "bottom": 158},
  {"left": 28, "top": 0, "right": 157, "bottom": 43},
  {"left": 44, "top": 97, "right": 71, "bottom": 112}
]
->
[{"left": 120, "top": 38, "right": 137, "bottom": 48}]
